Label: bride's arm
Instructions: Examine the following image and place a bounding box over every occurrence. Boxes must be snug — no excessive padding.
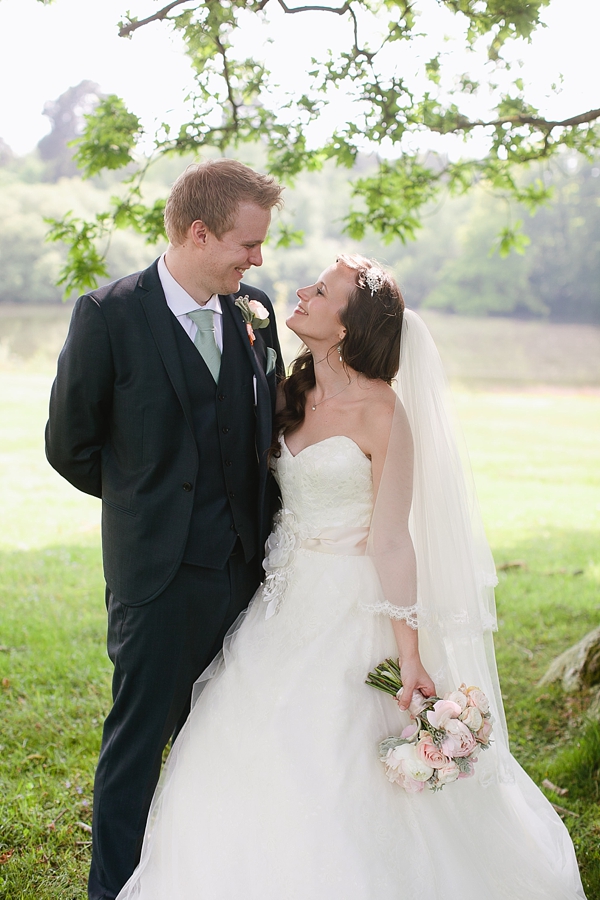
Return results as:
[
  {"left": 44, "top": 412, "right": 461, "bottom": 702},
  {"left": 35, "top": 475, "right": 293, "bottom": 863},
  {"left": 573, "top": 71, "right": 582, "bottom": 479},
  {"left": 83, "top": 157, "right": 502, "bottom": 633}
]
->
[
  {"left": 390, "top": 621, "right": 435, "bottom": 710},
  {"left": 368, "top": 389, "right": 436, "bottom": 709}
]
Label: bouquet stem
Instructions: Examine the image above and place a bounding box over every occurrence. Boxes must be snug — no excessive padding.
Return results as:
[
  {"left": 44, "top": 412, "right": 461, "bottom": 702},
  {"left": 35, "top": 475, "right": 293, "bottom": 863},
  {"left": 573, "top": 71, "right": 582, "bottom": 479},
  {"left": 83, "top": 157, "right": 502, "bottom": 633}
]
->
[{"left": 365, "top": 657, "right": 404, "bottom": 698}]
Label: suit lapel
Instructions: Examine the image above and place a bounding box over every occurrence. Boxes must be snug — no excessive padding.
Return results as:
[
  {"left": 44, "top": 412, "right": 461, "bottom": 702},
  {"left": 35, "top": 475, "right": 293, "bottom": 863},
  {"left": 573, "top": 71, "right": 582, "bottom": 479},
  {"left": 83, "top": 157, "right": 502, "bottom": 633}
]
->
[
  {"left": 221, "top": 295, "right": 271, "bottom": 450},
  {"left": 139, "top": 267, "right": 195, "bottom": 434}
]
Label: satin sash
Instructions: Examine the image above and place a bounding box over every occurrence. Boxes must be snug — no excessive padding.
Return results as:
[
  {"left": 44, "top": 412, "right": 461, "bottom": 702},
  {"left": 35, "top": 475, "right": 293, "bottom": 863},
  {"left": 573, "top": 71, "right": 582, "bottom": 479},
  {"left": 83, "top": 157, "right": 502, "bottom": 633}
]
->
[{"left": 300, "top": 526, "right": 369, "bottom": 556}]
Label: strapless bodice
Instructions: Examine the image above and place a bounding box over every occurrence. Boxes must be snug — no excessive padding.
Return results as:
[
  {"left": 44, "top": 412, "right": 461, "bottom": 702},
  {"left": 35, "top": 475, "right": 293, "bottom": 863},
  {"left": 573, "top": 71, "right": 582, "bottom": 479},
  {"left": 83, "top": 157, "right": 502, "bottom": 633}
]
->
[{"left": 274, "top": 435, "right": 373, "bottom": 531}]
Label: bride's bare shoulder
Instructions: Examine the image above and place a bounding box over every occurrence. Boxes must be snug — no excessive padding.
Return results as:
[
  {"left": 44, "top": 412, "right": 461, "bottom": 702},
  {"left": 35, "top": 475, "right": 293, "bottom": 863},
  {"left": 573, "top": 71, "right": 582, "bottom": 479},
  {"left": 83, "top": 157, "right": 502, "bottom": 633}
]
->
[
  {"left": 357, "top": 380, "right": 398, "bottom": 449},
  {"left": 359, "top": 379, "right": 397, "bottom": 417}
]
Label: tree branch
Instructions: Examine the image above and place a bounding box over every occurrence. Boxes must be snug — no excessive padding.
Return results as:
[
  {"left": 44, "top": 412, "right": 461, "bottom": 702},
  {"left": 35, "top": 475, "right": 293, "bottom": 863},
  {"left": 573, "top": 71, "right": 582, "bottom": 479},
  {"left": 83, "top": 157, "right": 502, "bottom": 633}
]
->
[
  {"left": 214, "top": 32, "right": 239, "bottom": 130},
  {"left": 118, "top": 0, "right": 354, "bottom": 39},
  {"left": 119, "top": 0, "right": 192, "bottom": 38},
  {"left": 276, "top": 1, "right": 352, "bottom": 14},
  {"left": 436, "top": 107, "right": 600, "bottom": 134}
]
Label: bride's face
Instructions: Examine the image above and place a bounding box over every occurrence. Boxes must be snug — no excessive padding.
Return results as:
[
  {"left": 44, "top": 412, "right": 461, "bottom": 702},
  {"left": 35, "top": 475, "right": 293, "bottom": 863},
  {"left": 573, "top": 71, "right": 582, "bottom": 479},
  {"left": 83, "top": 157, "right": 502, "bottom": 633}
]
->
[{"left": 287, "top": 263, "right": 355, "bottom": 344}]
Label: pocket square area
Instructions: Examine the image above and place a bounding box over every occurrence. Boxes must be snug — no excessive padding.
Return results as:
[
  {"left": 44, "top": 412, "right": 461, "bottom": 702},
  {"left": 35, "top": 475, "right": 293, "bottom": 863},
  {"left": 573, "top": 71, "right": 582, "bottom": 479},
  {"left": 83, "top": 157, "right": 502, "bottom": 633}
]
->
[{"left": 265, "top": 347, "right": 277, "bottom": 376}]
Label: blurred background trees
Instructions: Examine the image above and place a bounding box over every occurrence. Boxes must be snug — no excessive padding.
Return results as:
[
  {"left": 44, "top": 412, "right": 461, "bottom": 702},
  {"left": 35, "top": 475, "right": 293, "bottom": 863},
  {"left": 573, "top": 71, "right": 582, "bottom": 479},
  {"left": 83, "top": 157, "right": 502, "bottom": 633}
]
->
[{"left": 2, "top": 105, "right": 598, "bottom": 323}]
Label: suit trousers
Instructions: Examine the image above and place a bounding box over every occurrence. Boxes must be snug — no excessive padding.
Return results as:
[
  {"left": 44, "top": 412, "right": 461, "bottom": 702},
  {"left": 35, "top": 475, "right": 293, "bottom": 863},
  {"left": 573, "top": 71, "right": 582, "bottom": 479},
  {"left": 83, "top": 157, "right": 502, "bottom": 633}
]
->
[{"left": 88, "top": 547, "right": 260, "bottom": 900}]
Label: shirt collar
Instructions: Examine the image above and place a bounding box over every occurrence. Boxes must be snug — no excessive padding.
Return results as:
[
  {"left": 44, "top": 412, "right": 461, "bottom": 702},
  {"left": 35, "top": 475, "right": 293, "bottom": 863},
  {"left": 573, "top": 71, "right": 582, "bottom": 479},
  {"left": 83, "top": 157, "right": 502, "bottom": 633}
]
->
[{"left": 158, "top": 254, "right": 222, "bottom": 317}]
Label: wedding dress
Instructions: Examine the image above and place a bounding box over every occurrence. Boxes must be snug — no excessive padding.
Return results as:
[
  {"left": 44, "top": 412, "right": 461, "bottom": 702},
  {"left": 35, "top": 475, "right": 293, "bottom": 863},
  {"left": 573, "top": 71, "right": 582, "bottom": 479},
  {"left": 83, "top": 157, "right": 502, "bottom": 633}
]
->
[{"left": 118, "top": 434, "right": 585, "bottom": 900}]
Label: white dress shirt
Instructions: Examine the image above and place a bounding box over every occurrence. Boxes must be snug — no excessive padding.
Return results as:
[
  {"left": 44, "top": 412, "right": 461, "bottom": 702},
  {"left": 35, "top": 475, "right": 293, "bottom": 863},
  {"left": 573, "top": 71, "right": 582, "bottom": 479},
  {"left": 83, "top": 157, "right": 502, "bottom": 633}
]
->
[{"left": 157, "top": 254, "right": 223, "bottom": 352}]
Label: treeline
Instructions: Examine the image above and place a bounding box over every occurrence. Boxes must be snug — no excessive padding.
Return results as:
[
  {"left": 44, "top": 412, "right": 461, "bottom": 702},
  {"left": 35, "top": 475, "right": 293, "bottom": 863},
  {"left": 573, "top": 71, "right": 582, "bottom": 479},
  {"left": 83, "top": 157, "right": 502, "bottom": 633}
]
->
[{"left": 0, "top": 140, "right": 598, "bottom": 323}]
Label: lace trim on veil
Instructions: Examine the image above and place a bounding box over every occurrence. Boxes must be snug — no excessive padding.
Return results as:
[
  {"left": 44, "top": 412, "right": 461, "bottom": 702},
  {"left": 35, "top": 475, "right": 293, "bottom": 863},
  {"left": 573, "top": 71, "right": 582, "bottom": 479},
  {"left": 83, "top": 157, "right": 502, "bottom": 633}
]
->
[{"left": 359, "top": 600, "right": 498, "bottom": 635}]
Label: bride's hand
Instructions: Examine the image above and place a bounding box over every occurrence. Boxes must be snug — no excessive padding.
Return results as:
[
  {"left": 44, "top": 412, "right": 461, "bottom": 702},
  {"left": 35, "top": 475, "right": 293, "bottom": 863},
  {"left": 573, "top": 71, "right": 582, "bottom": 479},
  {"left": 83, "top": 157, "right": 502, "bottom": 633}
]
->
[{"left": 397, "top": 657, "right": 436, "bottom": 711}]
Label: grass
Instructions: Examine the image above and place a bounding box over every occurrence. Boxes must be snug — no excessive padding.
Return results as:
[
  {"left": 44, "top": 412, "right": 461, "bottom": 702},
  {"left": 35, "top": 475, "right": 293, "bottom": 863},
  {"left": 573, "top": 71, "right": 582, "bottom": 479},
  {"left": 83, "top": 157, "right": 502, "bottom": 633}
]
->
[
  {"left": 0, "top": 545, "right": 107, "bottom": 899},
  {"left": 1, "top": 345, "right": 600, "bottom": 896}
]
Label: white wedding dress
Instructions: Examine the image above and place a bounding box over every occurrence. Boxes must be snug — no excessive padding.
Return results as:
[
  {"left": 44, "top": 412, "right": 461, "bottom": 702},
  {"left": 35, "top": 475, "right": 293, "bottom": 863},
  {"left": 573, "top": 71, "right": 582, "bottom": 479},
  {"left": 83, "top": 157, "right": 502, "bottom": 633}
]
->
[{"left": 118, "top": 436, "right": 585, "bottom": 900}]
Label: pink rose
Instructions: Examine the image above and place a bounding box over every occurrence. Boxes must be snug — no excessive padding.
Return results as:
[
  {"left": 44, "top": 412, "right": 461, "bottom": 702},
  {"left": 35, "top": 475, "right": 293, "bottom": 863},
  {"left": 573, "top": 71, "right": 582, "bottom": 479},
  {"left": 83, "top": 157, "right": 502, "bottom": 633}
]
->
[
  {"left": 475, "top": 719, "right": 493, "bottom": 744},
  {"left": 466, "top": 687, "right": 490, "bottom": 715},
  {"left": 460, "top": 706, "right": 483, "bottom": 732},
  {"left": 426, "top": 699, "right": 462, "bottom": 729},
  {"left": 436, "top": 761, "right": 460, "bottom": 785},
  {"left": 415, "top": 733, "right": 448, "bottom": 769},
  {"left": 441, "top": 719, "right": 477, "bottom": 758},
  {"left": 400, "top": 723, "right": 419, "bottom": 743}
]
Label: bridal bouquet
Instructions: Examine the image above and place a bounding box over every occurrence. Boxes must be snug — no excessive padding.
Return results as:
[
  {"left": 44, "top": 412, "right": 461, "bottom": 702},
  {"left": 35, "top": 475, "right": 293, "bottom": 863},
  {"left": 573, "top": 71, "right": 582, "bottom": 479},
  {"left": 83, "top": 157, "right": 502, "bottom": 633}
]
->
[{"left": 366, "top": 658, "right": 493, "bottom": 793}]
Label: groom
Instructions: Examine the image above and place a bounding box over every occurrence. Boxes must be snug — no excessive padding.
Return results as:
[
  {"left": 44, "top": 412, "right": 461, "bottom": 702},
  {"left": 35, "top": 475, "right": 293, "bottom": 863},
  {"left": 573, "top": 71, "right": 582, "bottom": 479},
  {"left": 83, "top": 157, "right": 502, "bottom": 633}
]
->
[{"left": 45, "top": 159, "right": 284, "bottom": 899}]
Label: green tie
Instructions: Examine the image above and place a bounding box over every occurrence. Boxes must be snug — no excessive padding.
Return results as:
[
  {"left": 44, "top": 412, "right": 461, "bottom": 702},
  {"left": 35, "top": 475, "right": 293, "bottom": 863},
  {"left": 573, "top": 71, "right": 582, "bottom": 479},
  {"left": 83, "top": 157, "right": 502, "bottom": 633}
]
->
[{"left": 188, "top": 308, "right": 221, "bottom": 383}]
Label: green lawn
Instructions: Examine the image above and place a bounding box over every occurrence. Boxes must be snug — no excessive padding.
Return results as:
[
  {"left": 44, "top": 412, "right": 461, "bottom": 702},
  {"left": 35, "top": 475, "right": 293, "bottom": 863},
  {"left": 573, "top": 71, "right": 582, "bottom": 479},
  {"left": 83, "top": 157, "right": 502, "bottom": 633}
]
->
[{"left": 1, "top": 369, "right": 599, "bottom": 898}]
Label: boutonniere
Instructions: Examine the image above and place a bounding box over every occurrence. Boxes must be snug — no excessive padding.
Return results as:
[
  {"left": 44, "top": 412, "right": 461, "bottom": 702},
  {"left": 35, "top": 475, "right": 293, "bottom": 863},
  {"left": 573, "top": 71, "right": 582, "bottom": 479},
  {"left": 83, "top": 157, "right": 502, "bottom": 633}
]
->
[{"left": 235, "top": 295, "right": 270, "bottom": 346}]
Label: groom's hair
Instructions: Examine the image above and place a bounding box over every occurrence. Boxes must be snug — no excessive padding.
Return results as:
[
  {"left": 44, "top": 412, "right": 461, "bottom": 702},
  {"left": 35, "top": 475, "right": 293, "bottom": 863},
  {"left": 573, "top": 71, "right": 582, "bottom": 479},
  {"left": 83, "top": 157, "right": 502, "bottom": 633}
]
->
[{"left": 164, "top": 159, "right": 283, "bottom": 245}]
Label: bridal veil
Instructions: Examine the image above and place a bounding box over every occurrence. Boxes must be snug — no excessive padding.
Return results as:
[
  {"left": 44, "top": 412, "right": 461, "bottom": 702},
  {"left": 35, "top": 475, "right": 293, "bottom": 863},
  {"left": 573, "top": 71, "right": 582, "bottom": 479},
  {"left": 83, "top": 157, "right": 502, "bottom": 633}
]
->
[{"left": 366, "top": 309, "right": 511, "bottom": 782}]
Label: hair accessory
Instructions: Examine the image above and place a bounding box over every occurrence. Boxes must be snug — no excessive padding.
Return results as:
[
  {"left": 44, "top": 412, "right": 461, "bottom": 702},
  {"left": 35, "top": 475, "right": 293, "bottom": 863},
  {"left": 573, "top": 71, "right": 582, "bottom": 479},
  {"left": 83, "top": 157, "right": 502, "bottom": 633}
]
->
[{"left": 365, "top": 269, "right": 384, "bottom": 296}]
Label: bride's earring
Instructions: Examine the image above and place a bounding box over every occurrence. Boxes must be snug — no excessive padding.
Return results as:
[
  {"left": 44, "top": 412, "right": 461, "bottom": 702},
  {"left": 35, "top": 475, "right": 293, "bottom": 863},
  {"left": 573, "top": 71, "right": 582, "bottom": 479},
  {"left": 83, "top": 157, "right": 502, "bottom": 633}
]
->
[{"left": 337, "top": 344, "right": 343, "bottom": 363}]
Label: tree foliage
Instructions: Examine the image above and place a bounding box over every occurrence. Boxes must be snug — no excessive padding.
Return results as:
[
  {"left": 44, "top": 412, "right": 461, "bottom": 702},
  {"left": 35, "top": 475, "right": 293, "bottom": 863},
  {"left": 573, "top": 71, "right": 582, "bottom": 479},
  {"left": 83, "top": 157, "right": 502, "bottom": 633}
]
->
[
  {"left": 38, "top": 80, "right": 103, "bottom": 182},
  {"left": 41, "top": 0, "right": 600, "bottom": 295},
  {"left": 3, "top": 146, "right": 599, "bottom": 321}
]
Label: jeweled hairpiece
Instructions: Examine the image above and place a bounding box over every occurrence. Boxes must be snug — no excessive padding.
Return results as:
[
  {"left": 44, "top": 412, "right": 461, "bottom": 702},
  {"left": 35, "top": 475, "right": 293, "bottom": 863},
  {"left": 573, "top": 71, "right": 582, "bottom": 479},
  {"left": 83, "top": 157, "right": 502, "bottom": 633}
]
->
[{"left": 365, "top": 268, "right": 384, "bottom": 296}]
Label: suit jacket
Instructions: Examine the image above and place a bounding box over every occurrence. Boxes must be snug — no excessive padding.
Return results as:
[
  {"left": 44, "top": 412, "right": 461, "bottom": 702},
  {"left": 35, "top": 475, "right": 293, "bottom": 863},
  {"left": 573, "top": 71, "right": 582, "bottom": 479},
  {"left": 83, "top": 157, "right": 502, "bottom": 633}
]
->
[{"left": 45, "top": 260, "right": 283, "bottom": 605}]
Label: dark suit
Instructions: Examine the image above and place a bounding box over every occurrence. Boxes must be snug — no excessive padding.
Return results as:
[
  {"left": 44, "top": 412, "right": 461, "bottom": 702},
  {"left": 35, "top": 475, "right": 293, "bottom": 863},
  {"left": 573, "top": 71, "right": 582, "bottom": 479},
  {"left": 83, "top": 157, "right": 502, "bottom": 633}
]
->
[{"left": 45, "top": 261, "right": 283, "bottom": 899}]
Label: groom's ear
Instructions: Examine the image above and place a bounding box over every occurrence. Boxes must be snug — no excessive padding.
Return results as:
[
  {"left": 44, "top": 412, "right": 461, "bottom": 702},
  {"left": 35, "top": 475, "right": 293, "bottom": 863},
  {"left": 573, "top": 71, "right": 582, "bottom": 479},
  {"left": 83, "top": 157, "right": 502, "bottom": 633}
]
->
[{"left": 189, "top": 219, "right": 210, "bottom": 247}]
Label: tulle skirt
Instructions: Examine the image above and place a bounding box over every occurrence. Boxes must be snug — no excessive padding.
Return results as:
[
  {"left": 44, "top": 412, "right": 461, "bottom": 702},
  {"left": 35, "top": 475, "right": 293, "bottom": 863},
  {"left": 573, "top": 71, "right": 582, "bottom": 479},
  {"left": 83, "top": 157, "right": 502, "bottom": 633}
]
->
[{"left": 117, "top": 549, "right": 585, "bottom": 899}]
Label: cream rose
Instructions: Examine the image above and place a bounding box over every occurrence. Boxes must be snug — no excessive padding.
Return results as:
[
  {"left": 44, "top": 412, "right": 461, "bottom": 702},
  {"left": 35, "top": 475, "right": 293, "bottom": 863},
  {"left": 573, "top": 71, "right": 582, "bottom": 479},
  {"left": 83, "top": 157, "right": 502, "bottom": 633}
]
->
[
  {"left": 436, "top": 761, "right": 460, "bottom": 785},
  {"left": 467, "top": 688, "right": 490, "bottom": 715},
  {"left": 248, "top": 299, "right": 269, "bottom": 321},
  {"left": 444, "top": 690, "right": 468, "bottom": 711},
  {"left": 460, "top": 706, "right": 483, "bottom": 732},
  {"left": 475, "top": 719, "right": 493, "bottom": 744}
]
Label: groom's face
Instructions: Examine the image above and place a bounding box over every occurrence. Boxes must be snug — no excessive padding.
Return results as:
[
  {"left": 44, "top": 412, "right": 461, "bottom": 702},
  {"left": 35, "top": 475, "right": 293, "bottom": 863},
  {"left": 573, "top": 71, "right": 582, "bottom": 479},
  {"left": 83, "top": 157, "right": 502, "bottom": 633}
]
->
[{"left": 198, "top": 201, "right": 271, "bottom": 296}]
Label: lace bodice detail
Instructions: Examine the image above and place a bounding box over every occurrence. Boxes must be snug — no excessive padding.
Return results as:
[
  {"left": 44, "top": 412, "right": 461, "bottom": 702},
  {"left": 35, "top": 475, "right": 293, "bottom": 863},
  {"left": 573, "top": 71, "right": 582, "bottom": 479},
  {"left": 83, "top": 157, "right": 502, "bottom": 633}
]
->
[{"left": 274, "top": 436, "right": 373, "bottom": 531}]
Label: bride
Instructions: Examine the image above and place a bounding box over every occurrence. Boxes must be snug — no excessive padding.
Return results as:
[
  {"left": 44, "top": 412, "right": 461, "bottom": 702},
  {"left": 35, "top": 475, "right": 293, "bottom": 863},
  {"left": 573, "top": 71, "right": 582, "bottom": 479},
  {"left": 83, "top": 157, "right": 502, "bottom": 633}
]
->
[{"left": 117, "top": 255, "right": 586, "bottom": 899}]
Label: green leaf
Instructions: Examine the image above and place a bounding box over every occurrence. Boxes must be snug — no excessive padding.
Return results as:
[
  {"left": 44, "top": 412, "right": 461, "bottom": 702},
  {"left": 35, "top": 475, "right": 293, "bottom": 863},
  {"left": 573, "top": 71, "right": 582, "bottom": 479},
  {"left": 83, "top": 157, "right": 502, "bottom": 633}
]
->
[{"left": 72, "top": 95, "right": 143, "bottom": 178}]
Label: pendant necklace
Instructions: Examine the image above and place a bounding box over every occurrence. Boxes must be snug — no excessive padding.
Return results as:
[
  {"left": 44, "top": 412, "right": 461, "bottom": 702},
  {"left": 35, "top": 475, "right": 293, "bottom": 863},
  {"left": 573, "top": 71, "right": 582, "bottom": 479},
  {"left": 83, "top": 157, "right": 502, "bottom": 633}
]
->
[{"left": 310, "top": 378, "right": 355, "bottom": 411}]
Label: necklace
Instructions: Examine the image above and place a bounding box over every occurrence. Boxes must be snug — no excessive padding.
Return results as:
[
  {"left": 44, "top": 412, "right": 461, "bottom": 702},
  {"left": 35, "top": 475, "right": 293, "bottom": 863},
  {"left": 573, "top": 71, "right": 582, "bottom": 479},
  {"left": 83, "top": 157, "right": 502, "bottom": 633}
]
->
[{"left": 310, "top": 378, "right": 355, "bottom": 411}]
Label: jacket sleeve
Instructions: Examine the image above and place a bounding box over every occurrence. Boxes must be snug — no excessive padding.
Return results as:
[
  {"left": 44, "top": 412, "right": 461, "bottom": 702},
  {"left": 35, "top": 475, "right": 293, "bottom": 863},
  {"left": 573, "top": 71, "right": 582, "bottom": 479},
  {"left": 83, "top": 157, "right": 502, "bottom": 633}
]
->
[{"left": 45, "top": 294, "right": 114, "bottom": 498}]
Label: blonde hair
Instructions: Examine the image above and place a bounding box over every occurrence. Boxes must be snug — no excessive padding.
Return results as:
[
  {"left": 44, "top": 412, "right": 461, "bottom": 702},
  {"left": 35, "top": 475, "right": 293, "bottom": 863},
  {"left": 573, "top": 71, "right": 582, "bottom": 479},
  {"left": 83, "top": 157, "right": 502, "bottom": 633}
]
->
[{"left": 164, "top": 158, "right": 284, "bottom": 244}]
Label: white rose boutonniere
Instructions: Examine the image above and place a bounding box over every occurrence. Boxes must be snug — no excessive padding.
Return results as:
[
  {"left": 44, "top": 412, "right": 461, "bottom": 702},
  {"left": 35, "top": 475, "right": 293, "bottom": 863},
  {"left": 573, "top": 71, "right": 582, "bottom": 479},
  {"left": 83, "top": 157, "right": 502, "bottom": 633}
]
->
[{"left": 235, "top": 295, "right": 270, "bottom": 346}]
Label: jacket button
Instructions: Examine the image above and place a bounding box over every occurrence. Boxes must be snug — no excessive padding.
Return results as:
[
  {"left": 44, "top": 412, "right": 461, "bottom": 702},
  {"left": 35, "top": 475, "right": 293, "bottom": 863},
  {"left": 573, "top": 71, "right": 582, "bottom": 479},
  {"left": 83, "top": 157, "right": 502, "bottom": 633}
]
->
[
  {"left": 218, "top": 394, "right": 226, "bottom": 401},
  {"left": 222, "top": 426, "right": 230, "bottom": 434},
  {"left": 225, "top": 459, "right": 232, "bottom": 467},
  {"left": 182, "top": 482, "right": 193, "bottom": 492},
  {"left": 229, "top": 491, "right": 235, "bottom": 499}
]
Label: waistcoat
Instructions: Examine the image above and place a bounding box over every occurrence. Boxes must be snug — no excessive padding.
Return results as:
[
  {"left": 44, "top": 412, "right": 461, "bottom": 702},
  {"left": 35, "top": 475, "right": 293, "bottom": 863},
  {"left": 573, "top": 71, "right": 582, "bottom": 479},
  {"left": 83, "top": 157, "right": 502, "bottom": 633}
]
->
[{"left": 171, "top": 301, "right": 259, "bottom": 569}]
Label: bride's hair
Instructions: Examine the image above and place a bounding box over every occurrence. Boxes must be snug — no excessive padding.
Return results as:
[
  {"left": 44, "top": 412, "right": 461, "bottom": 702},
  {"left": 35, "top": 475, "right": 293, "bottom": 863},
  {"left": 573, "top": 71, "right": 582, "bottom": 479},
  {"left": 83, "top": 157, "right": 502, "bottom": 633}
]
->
[{"left": 271, "top": 255, "right": 404, "bottom": 457}]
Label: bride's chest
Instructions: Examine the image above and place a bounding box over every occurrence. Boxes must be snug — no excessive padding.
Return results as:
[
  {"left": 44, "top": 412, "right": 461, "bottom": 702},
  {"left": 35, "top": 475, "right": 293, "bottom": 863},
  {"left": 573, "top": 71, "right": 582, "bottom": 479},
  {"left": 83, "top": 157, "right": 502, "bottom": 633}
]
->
[{"left": 274, "top": 436, "right": 373, "bottom": 528}]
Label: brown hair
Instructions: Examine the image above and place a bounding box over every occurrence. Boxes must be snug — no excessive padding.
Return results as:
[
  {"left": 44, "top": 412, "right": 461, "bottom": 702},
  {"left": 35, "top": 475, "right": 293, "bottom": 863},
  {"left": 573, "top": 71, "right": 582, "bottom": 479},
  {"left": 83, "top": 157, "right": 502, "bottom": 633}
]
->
[
  {"left": 271, "top": 255, "right": 404, "bottom": 457},
  {"left": 164, "top": 158, "right": 284, "bottom": 244}
]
